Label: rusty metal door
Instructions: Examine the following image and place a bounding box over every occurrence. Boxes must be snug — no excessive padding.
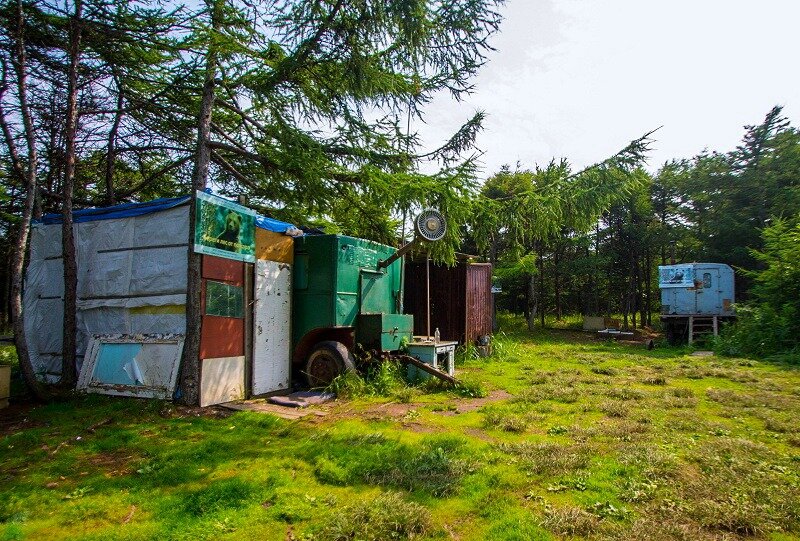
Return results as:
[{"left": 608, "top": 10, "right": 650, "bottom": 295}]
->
[{"left": 253, "top": 259, "right": 291, "bottom": 395}]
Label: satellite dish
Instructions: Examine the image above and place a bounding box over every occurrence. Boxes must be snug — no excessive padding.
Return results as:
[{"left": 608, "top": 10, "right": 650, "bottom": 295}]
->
[{"left": 415, "top": 208, "right": 446, "bottom": 242}]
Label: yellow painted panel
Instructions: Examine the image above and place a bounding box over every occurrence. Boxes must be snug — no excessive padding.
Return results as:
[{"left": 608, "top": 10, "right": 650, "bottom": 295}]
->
[
  {"left": 255, "top": 229, "right": 294, "bottom": 264},
  {"left": 129, "top": 304, "right": 185, "bottom": 315}
]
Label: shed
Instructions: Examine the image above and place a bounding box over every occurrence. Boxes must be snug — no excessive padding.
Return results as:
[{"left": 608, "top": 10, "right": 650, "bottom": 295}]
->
[
  {"left": 23, "top": 192, "right": 297, "bottom": 405},
  {"left": 403, "top": 260, "right": 492, "bottom": 345}
]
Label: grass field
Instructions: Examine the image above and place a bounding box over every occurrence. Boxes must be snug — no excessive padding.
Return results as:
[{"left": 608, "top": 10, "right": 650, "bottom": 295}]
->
[{"left": 1, "top": 317, "right": 799, "bottom": 540}]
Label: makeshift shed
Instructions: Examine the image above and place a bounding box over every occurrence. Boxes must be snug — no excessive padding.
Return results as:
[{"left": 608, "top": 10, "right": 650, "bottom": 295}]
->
[
  {"left": 23, "top": 193, "right": 297, "bottom": 405},
  {"left": 403, "top": 260, "right": 492, "bottom": 345}
]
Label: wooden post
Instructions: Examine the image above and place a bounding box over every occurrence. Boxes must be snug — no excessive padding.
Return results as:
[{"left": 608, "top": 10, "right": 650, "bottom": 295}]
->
[
  {"left": 713, "top": 316, "right": 718, "bottom": 337},
  {"left": 688, "top": 316, "right": 694, "bottom": 345}
]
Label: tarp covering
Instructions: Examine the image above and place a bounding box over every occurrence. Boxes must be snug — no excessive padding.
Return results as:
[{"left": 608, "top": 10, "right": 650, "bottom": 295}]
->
[
  {"left": 36, "top": 193, "right": 297, "bottom": 233},
  {"left": 255, "top": 214, "right": 295, "bottom": 233},
  {"left": 24, "top": 204, "right": 190, "bottom": 380},
  {"left": 37, "top": 196, "right": 191, "bottom": 225}
]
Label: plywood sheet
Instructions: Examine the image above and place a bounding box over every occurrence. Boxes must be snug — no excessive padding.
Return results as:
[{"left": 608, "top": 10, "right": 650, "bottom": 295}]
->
[{"left": 200, "top": 356, "right": 245, "bottom": 407}]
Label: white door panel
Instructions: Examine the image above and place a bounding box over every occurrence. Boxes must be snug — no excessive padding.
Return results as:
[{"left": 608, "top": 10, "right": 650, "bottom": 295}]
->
[{"left": 253, "top": 260, "right": 291, "bottom": 395}]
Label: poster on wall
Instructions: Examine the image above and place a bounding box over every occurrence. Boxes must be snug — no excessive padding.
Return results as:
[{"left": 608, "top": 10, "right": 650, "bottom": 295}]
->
[
  {"left": 658, "top": 265, "right": 695, "bottom": 288},
  {"left": 193, "top": 190, "right": 256, "bottom": 262}
]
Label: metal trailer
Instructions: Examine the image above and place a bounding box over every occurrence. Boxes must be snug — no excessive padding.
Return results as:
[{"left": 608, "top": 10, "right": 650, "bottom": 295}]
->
[
  {"left": 659, "top": 263, "right": 735, "bottom": 345},
  {"left": 291, "top": 234, "right": 413, "bottom": 386}
]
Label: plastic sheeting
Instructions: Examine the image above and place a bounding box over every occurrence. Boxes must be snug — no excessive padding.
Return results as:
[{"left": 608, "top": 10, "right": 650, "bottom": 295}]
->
[
  {"left": 24, "top": 204, "right": 190, "bottom": 380},
  {"left": 38, "top": 196, "right": 191, "bottom": 225}
]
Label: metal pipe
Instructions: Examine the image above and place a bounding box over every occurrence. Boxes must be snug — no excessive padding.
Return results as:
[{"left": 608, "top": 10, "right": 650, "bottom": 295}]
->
[
  {"left": 377, "top": 239, "right": 418, "bottom": 270},
  {"left": 426, "top": 255, "right": 431, "bottom": 338}
]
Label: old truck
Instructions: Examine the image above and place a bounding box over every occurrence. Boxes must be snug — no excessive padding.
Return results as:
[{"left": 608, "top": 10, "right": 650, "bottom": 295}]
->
[
  {"left": 659, "top": 263, "right": 735, "bottom": 345},
  {"left": 291, "top": 210, "right": 447, "bottom": 386}
]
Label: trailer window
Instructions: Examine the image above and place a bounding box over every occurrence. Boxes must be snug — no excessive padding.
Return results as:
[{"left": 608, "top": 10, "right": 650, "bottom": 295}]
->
[
  {"left": 703, "top": 272, "right": 712, "bottom": 288},
  {"left": 205, "top": 281, "right": 244, "bottom": 318}
]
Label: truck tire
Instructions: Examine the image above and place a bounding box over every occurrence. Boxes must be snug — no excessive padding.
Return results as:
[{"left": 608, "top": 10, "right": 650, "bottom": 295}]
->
[{"left": 305, "top": 341, "right": 355, "bottom": 388}]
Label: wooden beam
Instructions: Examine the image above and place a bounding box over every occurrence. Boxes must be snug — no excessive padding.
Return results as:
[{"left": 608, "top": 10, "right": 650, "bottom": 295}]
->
[{"left": 397, "top": 355, "right": 459, "bottom": 386}]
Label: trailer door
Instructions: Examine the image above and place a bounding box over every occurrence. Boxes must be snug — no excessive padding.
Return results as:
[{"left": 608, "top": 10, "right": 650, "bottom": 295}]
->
[
  {"left": 253, "top": 259, "right": 291, "bottom": 395},
  {"left": 695, "top": 267, "right": 721, "bottom": 315}
]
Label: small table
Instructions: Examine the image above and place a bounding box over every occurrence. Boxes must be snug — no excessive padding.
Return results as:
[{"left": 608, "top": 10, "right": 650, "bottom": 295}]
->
[{"left": 406, "top": 338, "right": 458, "bottom": 380}]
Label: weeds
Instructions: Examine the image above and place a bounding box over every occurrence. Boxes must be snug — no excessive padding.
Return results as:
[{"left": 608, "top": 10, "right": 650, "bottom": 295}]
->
[
  {"left": 313, "top": 492, "right": 430, "bottom": 541},
  {"left": 482, "top": 407, "right": 530, "bottom": 433},
  {"left": 499, "top": 442, "right": 592, "bottom": 475}
]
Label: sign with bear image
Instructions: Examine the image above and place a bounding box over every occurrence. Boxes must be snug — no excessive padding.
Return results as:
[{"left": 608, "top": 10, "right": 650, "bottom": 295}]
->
[{"left": 193, "top": 190, "right": 256, "bottom": 262}]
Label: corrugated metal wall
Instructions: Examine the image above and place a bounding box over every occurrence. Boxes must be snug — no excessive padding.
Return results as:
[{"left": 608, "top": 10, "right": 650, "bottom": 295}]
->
[
  {"left": 404, "top": 260, "right": 492, "bottom": 344},
  {"left": 465, "top": 264, "right": 492, "bottom": 341}
]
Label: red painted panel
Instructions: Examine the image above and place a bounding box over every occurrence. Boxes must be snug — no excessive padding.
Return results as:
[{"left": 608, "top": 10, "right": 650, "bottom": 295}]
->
[
  {"left": 200, "top": 255, "right": 245, "bottom": 359},
  {"left": 202, "top": 255, "right": 244, "bottom": 285},
  {"left": 200, "top": 315, "right": 244, "bottom": 358}
]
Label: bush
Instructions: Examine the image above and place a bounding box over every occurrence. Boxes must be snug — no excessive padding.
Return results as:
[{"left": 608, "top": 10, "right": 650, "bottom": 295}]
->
[
  {"left": 716, "top": 217, "right": 800, "bottom": 361},
  {"left": 715, "top": 304, "right": 800, "bottom": 361}
]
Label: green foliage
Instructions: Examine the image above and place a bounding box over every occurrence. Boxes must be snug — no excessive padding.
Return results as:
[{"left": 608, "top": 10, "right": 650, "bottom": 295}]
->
[
  {"left": 327, "top": 360, "right": 407, "bottom": 399},
  {"left": 716, "top": 217, "right": 800, "bottom": 360}
]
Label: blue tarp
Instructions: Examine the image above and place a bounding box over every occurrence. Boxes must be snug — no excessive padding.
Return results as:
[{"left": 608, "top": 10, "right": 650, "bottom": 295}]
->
[
  {"left": 36, "top": 194, "right": 296, "bottom": 233},
  {"left": 37, "top": 196, "right": 191, "bottom": 225},
  {"left": 255, "top": 215, "right": 295, "bottom": 233}
]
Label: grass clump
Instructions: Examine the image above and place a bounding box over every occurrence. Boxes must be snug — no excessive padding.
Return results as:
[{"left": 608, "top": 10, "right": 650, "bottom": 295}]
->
[
  {"left": 182, "top": 478, "right": 257, "bottom": 517},
  {"left": 591, "top": 365, "right": 618, "bottom": 376},
  {"left": 499, "top": 441, "right": 592, "bottom": 476},
  {"left": 539, "top": 504, "right": 606, "bottom": 537},
  {"left": 313, "top": 492, "right": 430, "bottom": 541},
  {"left": 605, "top": 387, "right": 646, "bottom": 401},
  {"left": 599, "top": 400, "right": 629, "bottom": 418},
  {"left": 328, "top": 361, "right": 407, "bottom": 398},
  {"left": 481, "top": 406, "right": 531, "bottom": 433},
  {"left": 452, "top": 377, "right": 488, "bottom": 398}
]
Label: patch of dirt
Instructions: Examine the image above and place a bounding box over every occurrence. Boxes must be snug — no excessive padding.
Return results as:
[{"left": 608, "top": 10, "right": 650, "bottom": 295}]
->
[
  {"left": 159, "top": 404, "right": 233, "bottom": 420},
  {"left": 315, "top": 389, "right": 513, "bottom": 425},
  {"left": 86, "top": 450, "right": 139, "bottom": 477},
  {"left": 0, "top": 402, "right": 44, "bottom": 436},
  {"left": 456, "top": 390, "right": 512, "bottom": 413}
]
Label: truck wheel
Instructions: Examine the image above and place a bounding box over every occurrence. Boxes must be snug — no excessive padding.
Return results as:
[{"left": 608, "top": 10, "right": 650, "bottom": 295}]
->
[{"left": 305, "top": 341, "right": 355, "bottom": 388}]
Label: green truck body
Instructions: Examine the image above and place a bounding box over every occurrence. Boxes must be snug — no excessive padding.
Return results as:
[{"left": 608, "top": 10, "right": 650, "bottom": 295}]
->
[{"left": 292, "top": 235, "right": 413, "bottom": 362}]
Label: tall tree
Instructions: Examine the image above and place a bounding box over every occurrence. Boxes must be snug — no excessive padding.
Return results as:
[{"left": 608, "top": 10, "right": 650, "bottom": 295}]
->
[
  {"left": 473, "top": 133, "right": 654, "bottom": 329},
  {"left": 0, "top": 0, "right": 47, "bottom": 398}
]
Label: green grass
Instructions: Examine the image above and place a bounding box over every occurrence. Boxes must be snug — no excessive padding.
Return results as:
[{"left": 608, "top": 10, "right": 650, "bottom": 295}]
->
[{"left": 1, "top": 315, "right": 799, "bottom": 540}]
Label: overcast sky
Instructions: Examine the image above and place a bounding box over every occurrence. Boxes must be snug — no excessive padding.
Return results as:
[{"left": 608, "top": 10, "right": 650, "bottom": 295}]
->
[{"left": 418, "top": 0, "right": 800, "bottom": 178}]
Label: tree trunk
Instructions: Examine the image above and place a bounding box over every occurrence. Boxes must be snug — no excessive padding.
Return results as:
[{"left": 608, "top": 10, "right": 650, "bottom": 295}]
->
[
  {"left": 59, "top": 0, "right": 84, "bottom": 388},
  {"left": 526, "top": 272, "right": 536, "bottom": 331},
  {"left": 645, "top": 247, "right": 652, "bottom": 326},
  {"left": 103, "top": 72, "right": 123, "bottom": 206},
  {"left": 2, "top": 0, "right": 48, "bottom": 399},
  {"left": 178, "top": 0, "right": 221, "bottom": 406},
  {"left": 553, "top": 244, "right": 562, "bottom": 320},
  {"left": 538, "top": 244, "right": 545, "bottom": 328}
]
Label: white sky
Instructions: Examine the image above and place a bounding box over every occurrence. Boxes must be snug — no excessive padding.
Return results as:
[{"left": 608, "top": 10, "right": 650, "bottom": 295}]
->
[{"left": 418, "top": 0, "right": 800, "bottom": 178}]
